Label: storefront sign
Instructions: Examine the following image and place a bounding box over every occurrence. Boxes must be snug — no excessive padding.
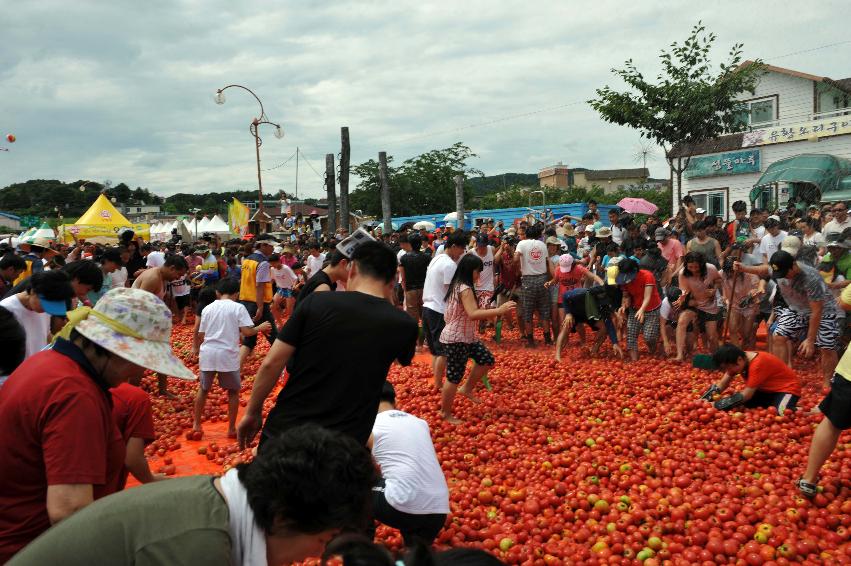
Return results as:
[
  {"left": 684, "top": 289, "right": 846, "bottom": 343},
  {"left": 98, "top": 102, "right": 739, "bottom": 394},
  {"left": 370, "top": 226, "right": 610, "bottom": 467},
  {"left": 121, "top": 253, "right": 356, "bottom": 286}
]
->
[
  {"left": 684, "top": 150, "right": 761, "bottom": 178},
  {"left": 743, "top": 115, "right": 851, "bottom": 147}
]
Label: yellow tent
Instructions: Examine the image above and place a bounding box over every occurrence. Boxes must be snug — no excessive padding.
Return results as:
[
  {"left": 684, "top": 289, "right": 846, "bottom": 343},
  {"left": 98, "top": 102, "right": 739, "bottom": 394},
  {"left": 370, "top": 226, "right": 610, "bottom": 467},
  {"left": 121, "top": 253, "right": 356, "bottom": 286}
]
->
[{"left": 59, "top": 194, "right": 150, "bottom": 243}]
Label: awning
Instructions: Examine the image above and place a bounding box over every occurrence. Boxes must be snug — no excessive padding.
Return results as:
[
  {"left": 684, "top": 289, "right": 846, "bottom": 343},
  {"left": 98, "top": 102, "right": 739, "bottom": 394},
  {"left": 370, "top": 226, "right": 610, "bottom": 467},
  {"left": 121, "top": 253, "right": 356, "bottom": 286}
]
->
[{"left": 750, "top": 154, "right": 851, "bottom": 202}]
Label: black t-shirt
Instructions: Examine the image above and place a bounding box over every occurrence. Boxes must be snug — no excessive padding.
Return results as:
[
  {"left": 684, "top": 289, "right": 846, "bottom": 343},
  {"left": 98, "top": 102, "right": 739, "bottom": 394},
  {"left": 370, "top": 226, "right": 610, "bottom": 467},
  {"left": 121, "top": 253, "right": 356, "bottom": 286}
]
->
[
  {"left": 296, "top": 271, "right": 336, "bottom": 306},
  {"left": 261, "top": 291, "right": 418, "bottom": 446},
  {"left": 399, "top": 251, "right": 430, "bottom": 291},
  {"left": 125, "top": 251, "right": 146, "bottom": 280}
]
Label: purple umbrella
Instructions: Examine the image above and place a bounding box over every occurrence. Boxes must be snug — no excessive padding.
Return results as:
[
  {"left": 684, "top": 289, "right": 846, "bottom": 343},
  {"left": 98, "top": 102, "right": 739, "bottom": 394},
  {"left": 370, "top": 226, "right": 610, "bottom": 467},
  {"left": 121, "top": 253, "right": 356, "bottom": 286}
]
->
[{"left": 616, "top": 197, "right": 658, "bottom": 215}]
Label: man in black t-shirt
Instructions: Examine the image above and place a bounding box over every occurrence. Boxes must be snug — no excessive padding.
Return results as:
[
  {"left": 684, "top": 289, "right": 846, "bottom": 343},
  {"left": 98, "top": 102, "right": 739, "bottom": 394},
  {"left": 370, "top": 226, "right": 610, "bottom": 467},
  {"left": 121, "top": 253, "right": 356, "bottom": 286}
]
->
[
  {"left": 237, "top": 242, "right": 418, "bottom": 449},
  {"left": 295, "top": 250, "right": 349, "bottom": 307},
  {"left": 399, "top": 234, "right": 430, "bottom": 348}
]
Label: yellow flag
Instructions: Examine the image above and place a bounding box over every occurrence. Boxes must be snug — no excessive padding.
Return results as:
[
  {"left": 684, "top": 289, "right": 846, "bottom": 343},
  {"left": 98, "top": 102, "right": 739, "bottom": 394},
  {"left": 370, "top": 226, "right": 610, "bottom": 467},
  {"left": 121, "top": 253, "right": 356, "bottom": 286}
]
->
[{"left": 229, "top": 198, "right": 249, "bottom": 237}]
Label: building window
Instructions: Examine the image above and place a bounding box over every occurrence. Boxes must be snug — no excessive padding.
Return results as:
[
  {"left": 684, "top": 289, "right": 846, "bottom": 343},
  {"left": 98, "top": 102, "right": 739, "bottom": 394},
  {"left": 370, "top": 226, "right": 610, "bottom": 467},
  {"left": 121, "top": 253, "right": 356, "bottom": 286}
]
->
[
  {"left": 689, "top": 191, "right": 725, "bottom": 219},
  {"left": 734, "top": 97, "right": 776, "bottom": 127}
]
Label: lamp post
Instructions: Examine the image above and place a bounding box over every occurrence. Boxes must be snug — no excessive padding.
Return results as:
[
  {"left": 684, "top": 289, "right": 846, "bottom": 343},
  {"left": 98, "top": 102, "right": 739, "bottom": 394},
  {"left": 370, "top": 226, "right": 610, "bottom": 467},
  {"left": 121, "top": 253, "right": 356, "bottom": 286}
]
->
[{"left": 214, "top": 85, "right": 284, "bottom": 234}]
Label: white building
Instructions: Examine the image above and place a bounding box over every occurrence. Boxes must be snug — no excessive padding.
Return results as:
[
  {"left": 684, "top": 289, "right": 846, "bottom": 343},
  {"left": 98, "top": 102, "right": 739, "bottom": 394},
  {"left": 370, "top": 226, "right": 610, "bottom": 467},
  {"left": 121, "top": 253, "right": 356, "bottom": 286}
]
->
[{"left": 671, "top": 62, "right": 851, "bottom": 220}]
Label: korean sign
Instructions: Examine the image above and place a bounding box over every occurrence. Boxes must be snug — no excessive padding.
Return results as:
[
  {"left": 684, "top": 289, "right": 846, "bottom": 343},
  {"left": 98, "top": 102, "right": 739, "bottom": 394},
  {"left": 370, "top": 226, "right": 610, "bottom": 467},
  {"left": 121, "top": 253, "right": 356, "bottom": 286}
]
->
[
  {"left": 684, "top": 150, "right": 761, "bottom": 179},
  {"left": 743, "top": 116, "right": 851, "bottom": 147}
]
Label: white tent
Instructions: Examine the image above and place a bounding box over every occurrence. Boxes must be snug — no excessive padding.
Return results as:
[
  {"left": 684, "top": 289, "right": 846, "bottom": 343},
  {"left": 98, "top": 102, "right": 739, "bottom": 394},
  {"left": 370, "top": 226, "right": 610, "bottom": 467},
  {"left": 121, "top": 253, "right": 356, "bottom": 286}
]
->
[
  {"left": 198, "top": 216, "right": 210, "bottom": 231},
  {"left": 205, "top": 215, "right": 231, "bottom": 236}
]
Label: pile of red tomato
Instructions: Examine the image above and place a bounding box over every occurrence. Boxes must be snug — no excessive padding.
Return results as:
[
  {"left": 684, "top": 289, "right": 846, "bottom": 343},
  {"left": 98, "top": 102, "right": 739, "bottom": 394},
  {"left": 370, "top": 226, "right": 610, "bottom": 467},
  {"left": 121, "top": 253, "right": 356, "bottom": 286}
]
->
[{"left": 142, "top": 323, "right": 851, "bottom": 564}]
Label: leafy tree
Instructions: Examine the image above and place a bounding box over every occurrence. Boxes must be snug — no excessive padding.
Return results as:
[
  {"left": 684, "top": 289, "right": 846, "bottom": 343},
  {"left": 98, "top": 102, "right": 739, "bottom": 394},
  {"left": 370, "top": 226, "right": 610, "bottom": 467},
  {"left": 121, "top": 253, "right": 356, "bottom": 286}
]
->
[
  {"left": 350, "top": 142, "right": 482, "bottom": 217},
  {"left": 588, "top": 22, "right": 763, "bottom": 206}
]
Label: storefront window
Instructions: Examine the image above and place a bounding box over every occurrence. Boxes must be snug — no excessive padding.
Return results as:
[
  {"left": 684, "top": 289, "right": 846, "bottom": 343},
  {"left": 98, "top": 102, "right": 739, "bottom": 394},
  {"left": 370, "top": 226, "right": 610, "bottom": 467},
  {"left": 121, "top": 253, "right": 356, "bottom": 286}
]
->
[{"left": 689, "top": 191, "right": 726, "bottom": 219}]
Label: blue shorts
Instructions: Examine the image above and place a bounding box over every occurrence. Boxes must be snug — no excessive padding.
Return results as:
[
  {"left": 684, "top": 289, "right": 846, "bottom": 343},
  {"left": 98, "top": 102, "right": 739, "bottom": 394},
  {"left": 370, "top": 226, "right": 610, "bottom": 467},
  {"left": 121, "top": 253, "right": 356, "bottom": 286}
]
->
[{"left": 276, "top": 288, "right": 293, "bottom": 298}]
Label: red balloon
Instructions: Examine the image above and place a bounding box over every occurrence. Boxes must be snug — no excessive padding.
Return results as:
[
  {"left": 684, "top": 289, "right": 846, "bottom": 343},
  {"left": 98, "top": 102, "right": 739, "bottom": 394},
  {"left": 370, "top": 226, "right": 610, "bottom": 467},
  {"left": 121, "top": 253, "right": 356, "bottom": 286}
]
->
[{"left": 6, "top": 134, "right": 15, "bottom": 143}]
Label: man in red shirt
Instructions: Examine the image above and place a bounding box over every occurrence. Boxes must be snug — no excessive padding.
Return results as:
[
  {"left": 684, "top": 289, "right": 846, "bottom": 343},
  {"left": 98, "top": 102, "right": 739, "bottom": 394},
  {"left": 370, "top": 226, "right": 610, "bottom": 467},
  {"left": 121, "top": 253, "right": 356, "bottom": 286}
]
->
[
  {"left": 0, "top": 288, "right": 193, "bottom": 562},
  {"left": 111, "top": 381, "right": 162, "bottom": 490},
  {"left": 703, "top": 344, "right": 802, "bottom": 414},
  {"left": 616, "top": 258, "right": 662, "bottom": 361}
]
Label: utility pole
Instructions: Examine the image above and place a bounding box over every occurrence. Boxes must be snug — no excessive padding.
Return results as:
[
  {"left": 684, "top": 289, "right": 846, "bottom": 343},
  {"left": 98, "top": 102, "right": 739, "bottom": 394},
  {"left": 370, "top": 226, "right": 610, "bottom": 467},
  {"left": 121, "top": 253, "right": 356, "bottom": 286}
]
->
[
  {"left": 379, "top": 151, "right": 392, "bottom": 233},
  {"left": 454, "top": 174, "right": 465, "bottom": 230},
  {"left": 326, "top": 153, "right": 337, "bottom": 234},
  {"left": 339, "top": 127, "right": 350, "bottom": 231},
  {"left": 295, "top": 146, "right": 299, "bottom": 200}
]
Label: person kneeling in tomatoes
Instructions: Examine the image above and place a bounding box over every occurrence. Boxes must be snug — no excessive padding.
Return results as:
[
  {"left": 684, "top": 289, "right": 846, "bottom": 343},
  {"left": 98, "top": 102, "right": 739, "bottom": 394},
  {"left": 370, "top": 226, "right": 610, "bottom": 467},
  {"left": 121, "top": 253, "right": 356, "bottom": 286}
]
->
[{"left": 701, "top": 343, "right": 801, "bottom": 415}]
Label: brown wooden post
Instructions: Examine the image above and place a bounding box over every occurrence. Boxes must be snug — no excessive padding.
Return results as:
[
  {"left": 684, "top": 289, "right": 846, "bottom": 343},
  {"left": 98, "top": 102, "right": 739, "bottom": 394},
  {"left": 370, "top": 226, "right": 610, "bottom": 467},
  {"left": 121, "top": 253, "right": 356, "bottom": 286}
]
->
[
  {"left": 340, "top": 127, "right": 350, "bottom": 231},
  {"left": 454, "top": 174, "right": 465, "bottom": 230},
  {"left": 379, "top": 151, "right": 392, "bottom": 233},
  {"left": 326, "top": 153, "right": 337, "bottom": 235}
]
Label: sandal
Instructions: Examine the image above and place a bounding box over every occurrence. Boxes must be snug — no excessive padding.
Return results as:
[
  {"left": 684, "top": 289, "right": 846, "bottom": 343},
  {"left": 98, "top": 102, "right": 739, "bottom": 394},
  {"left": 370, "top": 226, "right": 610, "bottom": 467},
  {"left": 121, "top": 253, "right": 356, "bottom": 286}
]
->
[{"left": 795, "top": 477, "right": 818, "bottom": 498}]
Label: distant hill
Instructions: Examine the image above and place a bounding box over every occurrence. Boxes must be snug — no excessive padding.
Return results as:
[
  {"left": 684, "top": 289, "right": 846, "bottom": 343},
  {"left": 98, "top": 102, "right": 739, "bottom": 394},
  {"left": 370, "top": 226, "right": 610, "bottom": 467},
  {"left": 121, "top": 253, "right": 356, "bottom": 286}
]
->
[{"left": 467, "top": 173, "right": 538, "bottom": 195}]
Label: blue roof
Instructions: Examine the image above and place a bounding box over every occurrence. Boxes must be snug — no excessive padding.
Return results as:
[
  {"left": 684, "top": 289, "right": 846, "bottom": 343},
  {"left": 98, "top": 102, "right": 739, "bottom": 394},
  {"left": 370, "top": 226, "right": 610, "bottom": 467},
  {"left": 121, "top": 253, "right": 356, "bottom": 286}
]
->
[
  {"left": 0, "top": 212, "right": 21, "bottom": 221},
  {"left": 392, "top": 202, "right": 616, "bottom": 230}
]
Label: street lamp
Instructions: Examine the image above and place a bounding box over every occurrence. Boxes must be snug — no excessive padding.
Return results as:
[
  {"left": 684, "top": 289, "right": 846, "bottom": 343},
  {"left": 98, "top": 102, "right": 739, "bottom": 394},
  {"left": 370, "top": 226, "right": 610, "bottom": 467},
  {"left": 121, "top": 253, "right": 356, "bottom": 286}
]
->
[{"left": 214, "top": 84, "right": 285, "bottom": 233}]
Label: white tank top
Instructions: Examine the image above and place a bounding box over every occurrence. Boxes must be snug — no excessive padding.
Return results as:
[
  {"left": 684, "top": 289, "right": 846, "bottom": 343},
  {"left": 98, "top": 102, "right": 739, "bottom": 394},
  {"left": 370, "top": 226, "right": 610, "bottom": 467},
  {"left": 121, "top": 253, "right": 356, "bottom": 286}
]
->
[{"left": 475, "top": 246, "right": 495, "bottom": 291}]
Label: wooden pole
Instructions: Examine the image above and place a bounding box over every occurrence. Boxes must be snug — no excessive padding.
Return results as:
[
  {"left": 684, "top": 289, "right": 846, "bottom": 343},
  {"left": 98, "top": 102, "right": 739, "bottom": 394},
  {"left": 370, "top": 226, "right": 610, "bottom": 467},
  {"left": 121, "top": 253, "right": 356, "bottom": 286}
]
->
[
  {"left": 326, "top": 153, "right": 337, "bottom": 235},
  {"left": 379, "top": 151, "right": 392, "bottom": 233},
  {"left": 339, "top": 127, "right": 350, "bottom": 232},
  {"left": 454, "top": 174, "right": 465, "bottom": 231}
]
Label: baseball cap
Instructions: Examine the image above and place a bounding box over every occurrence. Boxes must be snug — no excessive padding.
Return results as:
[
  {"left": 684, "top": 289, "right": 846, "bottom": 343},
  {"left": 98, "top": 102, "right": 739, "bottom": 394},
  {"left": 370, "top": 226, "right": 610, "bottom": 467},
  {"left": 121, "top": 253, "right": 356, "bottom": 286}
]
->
[
  {"left": 596, "top": 227, "right": 612, "bottom": 238},
  {"left": 769, "top": 250, "right": 795, "bottom": 279},
  {"left": 654, "top": 227, "right": 668, "bottom": 241},
  {"left": 38, "top": 295, "right": 70, "bottom": 317},
  {"left": 781, "top": 235, "right": 802, "bottom": 257},
  {"left": 764, "top": 217, "right": 781, "bottom": 229},
  {"left": 696, "top": 208, "right": 706, "bottom": 214},
  {"left": 585, "top": 225, "right": 595, "bottom": 233},
  {"left": 615, "top": 258, "right": 639, "bottom": 285},
  {"left": 558, "top": 254, "right": 574, "bottom": 273}
]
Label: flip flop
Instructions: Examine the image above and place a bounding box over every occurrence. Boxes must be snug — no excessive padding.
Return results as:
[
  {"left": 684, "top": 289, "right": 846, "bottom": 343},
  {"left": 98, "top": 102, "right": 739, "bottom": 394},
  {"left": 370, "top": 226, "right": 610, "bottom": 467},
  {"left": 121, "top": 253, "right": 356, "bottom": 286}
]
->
[{"left": 795, "top": 477, "right": 818, "bottom": 498}]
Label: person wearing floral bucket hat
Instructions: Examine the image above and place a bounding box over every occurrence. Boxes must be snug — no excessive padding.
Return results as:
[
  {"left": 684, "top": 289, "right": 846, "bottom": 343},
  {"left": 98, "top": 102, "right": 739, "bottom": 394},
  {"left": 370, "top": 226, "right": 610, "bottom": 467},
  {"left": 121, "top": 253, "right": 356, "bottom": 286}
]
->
[{"left": 0, "top": 287, "right": 194, "bottom": 563}]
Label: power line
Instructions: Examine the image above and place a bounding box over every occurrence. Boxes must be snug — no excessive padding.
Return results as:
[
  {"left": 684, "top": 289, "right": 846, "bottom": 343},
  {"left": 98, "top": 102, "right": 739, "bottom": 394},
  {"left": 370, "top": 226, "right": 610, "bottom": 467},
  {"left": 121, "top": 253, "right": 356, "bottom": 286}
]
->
[
  {"left": 298, "top": 148, "right": 326, "bottom": 181},
  {"left": 261, "top": 150, "right": 297, "bottom": 172}
]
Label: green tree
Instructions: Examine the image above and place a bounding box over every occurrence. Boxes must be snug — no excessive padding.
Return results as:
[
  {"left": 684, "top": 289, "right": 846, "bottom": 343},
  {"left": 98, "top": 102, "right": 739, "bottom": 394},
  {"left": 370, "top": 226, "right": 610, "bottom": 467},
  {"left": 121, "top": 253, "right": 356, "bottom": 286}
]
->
[
  {"left": 588, "top": 22, "right": 763, "bottom": 206},
  {"left": 350, "top": 143, "right": 482, "bottom": 217}
]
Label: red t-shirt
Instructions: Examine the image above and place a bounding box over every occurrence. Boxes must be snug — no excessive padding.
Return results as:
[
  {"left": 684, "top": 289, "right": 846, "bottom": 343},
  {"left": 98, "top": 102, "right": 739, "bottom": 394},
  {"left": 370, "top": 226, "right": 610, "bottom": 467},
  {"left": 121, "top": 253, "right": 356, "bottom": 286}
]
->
[
  {"left": 0, "top": 343, "right": 125, "bottom": 562},
  {"left": 622, "top": 269, "right": 662, "bottom": 311},
  {"left": 745, "top": 352, "right": 802, "bottom": 396},
  {"left": 556, "top": 264, "right": 589, "bottom": 300},
  {"left": 111, "top": 383, "right": 156, "bottom": 491}
]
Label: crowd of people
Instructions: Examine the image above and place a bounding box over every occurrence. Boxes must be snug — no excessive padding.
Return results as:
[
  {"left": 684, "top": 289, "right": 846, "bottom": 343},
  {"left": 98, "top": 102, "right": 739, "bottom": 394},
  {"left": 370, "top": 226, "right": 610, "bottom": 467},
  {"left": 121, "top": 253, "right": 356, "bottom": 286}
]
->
[{"left": 1, "top": 196, "right": 851, "bottom": 563}]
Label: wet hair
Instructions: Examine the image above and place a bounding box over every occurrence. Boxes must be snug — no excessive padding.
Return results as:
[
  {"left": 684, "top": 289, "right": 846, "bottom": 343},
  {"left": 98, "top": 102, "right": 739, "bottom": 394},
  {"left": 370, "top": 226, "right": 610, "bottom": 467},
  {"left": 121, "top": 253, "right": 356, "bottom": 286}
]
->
[
  {"left": 0, "top": 306, "right": 26, "bottom": 376},
  {"left": 379, "top": 381, "right": 396, "bottom": 405},
  {"left": 692, "top": 220, "right": 706, "bottom": 232},
  {"left": 328, "top": 250, "right": 348, "bottom": 267},
  {"left": 216, "top": 277, "right": 240, "bottom": 296},
  {"left": 408, "top": 234, "right": 422, "bottom": 252},
  {"left": 62, "top": 260, "right": 104, "bottom": 292},
  {"left": 268, "top": 253, "right": 281, "bottom": 263},
  {"left": 398, "top": 234, "right": 409, "bottom": 245},
  {"left": 682, "top": 196, "right": 695, "bottom": 206},
  {"left": 445, "top": 253, "right": 484, "bottom": 301},
  {"left": 444, "top": 231, "right": 468, "bottom": 249},
  {"left": 350, "top": 242, "right": 398, "bottom": 284},
  {"left": 605, "top": 243, "right": 620, "bottom": 255},
  {"left": 0, "top": 254, "right": 26, "bottom": 272},
  {"left": 682, "top": 251, "right": 708, "bottom": 278},
  {"left": 238, "top": 424, "right": 376, "bottom": 535},
  {"left": 526, "top": 224, "right": 543, "bottom": 239},
  {"left": 101, "top": 247, "right": 124, "bottom": 267},
  {"left": 164, "top": 254, "right": 189, "bottom": 270},
  {"left": 195, "top": 286, "right": 218, "bottom": 315},
  {"left": 712, "top": 343, "right": 747, "bottom": 368},
  {"left": 732, "top": 200, "right": 748, "bottom": 213}
]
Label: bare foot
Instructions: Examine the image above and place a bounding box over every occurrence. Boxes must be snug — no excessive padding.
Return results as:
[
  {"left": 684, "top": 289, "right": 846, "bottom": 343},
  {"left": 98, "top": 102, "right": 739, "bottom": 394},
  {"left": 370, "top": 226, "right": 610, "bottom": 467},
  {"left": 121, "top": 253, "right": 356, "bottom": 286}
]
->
[
  {"left": 442, "top": 413, "right": 463, "bottom": 425},
  {"left": 672, "top": 357, "right": 684, "bottom": 364},
  {"left": 461, "top": 391, "right": 482, "bottom": 404},
  {"left": 807, "top": 406, "right": 823, "bottom": 416},
  {"left": 227, "top": 430, "right": 237, "bottom": 439},
  {"left": 158, "top": 390, "right": 178, "bottom": 400}
]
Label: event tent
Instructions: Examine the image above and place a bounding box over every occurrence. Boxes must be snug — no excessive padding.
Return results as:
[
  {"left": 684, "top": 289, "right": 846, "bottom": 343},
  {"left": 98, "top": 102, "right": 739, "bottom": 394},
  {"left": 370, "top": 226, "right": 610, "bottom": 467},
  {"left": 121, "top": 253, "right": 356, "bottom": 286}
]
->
[
  {"left": 205, "top": 215, "right": 231, "bottom": 236},
  {"left": 59, "top": 194, "right": 150, "bottom": 243}
]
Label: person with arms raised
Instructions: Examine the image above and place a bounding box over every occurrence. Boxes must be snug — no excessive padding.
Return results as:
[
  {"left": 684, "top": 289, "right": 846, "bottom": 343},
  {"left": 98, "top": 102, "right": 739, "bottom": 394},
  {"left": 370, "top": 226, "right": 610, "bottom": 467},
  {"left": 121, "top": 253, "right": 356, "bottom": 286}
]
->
[{"left": 237, "top": 241, "right": 418, "bottom": 450}]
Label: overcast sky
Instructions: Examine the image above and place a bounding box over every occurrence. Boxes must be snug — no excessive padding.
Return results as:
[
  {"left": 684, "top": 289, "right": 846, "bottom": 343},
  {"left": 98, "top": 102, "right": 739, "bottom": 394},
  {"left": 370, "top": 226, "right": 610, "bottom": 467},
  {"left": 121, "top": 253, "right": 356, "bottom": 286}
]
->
[{"left": 1, "top": 0, "right": 848, "bottom": 201}]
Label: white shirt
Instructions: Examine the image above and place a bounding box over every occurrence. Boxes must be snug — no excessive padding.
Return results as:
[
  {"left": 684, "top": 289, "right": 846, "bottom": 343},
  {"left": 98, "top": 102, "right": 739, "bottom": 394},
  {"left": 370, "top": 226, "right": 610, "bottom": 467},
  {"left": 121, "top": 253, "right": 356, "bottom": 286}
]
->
[
  {"left": 305, "top": 253, "right": 326, "bottom": 278},
  {"left": 824, "top": 217, "right": 851, "bottom": 239},
  {"left": 110, "top": 267, "right": 128, "bottom": 289},
  {"left": 611, "top": 224, "right": 624, "bottom": 245},
  {"left": 271, "top": 265, "right": 298, "bottom": 290},
  {"left": 516, "top": 239, "right": 548, "bottom": 276},
  {"left": 758, "top": 230, "right": 788, "bottom": 260},
  {"left": 803, "top": 232, "right": 827, "bottom": 248},
  {"left": 199, "top": 299, "right": 253, "bottom": 372},
  {"left": 473, "top": 245, "right": 495, "bottom": 292},
  {"left": 372, "top": 410, "right": 450, "bottom": 515},
  {"left": 146, "top": 251, "right": 165, "bottom": 268},
  {"left": 397, "top": 249, "right": 407, "bottom": 283},
  {"left": 752, "top": 225, "right": 766, "bottom": 240},
  {"left": 1, "top": 294, "right": 50, "bottom": 359},
  {"left": 422, "top": 253, "right": 457, "bottom": 314},
  {"left": 169, "top": 276, "right": 190, "bottom": 297}
]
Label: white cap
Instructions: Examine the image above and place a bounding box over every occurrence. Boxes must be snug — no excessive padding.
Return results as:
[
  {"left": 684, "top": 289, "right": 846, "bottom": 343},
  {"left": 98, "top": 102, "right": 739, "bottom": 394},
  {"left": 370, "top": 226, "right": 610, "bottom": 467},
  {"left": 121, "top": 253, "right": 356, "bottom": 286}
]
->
[{"left": 696, "top": 208, "right": 706, "bottom": 214}]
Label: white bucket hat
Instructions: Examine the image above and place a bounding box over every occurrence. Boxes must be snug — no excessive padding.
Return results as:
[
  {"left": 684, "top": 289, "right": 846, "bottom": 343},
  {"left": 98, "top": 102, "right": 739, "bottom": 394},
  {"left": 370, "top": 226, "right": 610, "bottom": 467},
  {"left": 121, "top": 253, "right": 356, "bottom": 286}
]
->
[{"left": 59, "top": 288, "right": 195, "bottom": 379}]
